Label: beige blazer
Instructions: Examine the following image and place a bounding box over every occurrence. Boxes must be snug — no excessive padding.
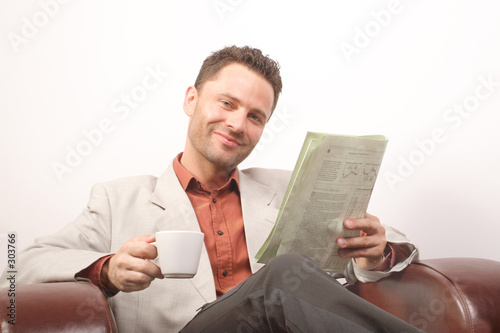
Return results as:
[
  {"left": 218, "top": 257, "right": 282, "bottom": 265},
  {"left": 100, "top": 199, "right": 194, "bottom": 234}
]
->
[{"left": 2, "top": 161, "right": 417, "bottom": 332}]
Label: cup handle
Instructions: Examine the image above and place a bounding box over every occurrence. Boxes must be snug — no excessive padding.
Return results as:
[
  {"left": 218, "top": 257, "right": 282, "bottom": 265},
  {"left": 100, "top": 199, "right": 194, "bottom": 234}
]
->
[{"left": 148, "top": 242, "right": 159, "bottom": 265}]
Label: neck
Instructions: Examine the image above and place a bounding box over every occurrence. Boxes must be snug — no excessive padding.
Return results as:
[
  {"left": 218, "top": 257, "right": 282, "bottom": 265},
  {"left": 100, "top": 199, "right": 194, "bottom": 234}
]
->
[{"left": 180, "top": 150, "right": 234, "bottom": 192}]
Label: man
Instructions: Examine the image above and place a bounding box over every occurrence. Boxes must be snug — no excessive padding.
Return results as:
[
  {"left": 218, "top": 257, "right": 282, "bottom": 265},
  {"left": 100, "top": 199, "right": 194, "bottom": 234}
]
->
[{"left": 2, "top": 46, "right": 420, "bottom": 332}]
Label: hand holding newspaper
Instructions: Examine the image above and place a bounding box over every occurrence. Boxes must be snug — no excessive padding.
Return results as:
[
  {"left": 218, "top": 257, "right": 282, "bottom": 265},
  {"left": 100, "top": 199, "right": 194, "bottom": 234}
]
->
[{"left": 256, "top": 132, "right": 388, "bottom": 273}]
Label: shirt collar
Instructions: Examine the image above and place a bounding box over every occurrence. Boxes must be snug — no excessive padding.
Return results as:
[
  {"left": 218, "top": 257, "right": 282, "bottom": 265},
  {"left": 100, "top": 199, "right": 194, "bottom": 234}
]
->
[{"left": 173, "top": 152, "right": 240, "bottom": 192}]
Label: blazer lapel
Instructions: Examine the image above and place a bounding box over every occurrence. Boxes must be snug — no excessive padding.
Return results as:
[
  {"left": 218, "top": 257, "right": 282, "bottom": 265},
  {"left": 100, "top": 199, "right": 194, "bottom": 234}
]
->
[
  {"left": 238, "top": 170, "right": 280, "bottom": 273},
  {"left": 150, "top": 162, "right": 217, "bottom": 303}
]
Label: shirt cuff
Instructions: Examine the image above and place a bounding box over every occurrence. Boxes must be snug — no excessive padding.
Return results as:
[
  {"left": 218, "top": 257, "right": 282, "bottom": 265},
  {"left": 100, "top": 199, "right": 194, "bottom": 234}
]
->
[
  {"left": 372, "top": 242, "right": 411, "bottom": 272},
  {"left": 75, "top": 254, "right": 119, "bottom": 297}
]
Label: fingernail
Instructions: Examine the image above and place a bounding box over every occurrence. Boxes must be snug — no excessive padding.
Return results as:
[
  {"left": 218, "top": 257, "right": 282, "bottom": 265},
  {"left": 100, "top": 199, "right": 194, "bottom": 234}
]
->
[
  {"left": 345, "top": 220, "right": 354, "bottom": 228},
  {"left": 338, "top": 238, "right": 347, "bottom": 248}
]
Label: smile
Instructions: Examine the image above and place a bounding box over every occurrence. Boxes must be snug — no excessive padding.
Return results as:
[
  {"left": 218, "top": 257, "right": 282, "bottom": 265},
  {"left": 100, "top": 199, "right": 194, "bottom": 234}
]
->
[{"left": 214, "top": 132, "right": 241, "bottom": 148}]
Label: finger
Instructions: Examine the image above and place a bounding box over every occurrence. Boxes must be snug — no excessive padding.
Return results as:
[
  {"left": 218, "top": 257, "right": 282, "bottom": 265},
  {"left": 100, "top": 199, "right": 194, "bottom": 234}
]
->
[
  {"left": 121, "top": 235, "right": 158, "bottom": 259},
  {"left": 337, "top": 234, "right": 381, "bottom": 250},
  {"left": 344, "top": 216, "right": 384, "bottom": 236},
  {"left": 108, "top": 255, "right": 163, "bottom": 291},
  {"left": 116, "top": 270, "right": 156, "bottom": 292},
  {"left": 113, "top": 250, "right": 162, "bottom": 277},
  {"left": 344, "top": 218, "right": 376, "bottom": 234},
  {"left": 108, "top": 236, "right": 162, "bottom": 288},
  {"left": 127, "top": 234, "right": 156, "bottom": 244},
  {"left": 128, "top": 256, "right": 164, "bottom": 278},
  {"left": 337, "top": 245, "right": 384, "bottom": 260},
  {"left": 140, "top": 255, "right": 164, "bottom": 279}
]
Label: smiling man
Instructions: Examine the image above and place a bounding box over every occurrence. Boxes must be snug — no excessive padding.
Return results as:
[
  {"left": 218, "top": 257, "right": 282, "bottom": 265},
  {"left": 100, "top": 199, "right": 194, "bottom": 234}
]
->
[
  {"left": 182, "top": 62, "right": 274, "bottom": 189},
  {"left": 3, "top": 46, "right": 421, "bottom": 332}
]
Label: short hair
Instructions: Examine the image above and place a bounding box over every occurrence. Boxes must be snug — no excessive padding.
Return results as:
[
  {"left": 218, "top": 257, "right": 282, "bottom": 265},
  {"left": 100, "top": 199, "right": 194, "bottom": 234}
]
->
[{"left": 194, "top": 45, "right": 282, "bottom": 112}]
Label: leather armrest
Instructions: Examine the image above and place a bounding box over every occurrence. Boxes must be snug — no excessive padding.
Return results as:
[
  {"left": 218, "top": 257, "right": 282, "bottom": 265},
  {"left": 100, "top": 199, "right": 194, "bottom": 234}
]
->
[
  {"left": 347, "top": 258, "right": 500, "bottom": 333},
  {"left": 0, "top": 281, "right": 117, "bottom": 333}
]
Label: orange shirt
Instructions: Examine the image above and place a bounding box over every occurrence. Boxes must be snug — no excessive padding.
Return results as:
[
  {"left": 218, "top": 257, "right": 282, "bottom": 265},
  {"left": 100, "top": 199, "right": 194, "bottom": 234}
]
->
[{"left": 173, "top": 154, "right": 252, "bottom": 297}]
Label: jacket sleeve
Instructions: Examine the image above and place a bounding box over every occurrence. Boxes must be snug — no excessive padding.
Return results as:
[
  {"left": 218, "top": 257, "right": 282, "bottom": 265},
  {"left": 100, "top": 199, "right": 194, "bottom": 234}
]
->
[
  {"left": 0, "top": 183, "right": 114, "bottom": 287},
  {"left": 342, "top": 224, "right": 419, "bottom": 285}
]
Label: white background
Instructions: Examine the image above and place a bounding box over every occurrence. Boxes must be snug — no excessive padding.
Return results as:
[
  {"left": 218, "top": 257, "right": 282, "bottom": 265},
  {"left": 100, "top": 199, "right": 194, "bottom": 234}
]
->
[{"left": 1, "top": 0, "right": 499, "bottom": 271}]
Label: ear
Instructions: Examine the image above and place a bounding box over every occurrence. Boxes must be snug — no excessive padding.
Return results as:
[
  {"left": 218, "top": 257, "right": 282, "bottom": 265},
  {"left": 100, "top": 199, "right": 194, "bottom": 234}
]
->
[{"left": 183, "top": 86, "right": 198, "bottom": 117}]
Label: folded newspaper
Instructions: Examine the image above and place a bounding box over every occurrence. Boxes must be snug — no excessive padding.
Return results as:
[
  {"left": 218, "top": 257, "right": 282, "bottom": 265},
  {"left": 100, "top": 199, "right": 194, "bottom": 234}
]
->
[{"left": 255, "top": 132, "right": 388, "bottom": 273}]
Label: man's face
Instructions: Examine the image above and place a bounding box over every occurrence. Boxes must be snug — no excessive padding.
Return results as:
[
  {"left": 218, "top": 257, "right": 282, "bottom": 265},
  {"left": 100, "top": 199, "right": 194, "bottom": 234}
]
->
[{"left": 183, "top": 63, "right": 274, "bottom": 173}]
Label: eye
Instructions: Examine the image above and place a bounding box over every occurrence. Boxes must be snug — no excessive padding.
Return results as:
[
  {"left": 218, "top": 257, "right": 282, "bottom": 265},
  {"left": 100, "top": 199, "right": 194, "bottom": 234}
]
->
[
  {"left": 220, "top": 100, "right": 232, "bottom": 109},
  {"left": 249, "top": 113, "right": 263, "bottom": 124}
]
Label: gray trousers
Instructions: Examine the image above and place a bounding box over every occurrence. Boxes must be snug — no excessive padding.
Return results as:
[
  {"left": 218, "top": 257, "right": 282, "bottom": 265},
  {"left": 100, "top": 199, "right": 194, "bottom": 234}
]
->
[{"left": 181, "top": 253, "right": 423, "bottom": 332}]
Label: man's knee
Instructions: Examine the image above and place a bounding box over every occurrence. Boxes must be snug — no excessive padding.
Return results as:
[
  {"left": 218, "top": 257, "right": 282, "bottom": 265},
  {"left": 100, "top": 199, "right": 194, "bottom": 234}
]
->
[
  {"left": 263, "top": 253, "right": 319, "bottom": 289},
  {"left": 267, "top": 253, "right": 314, "bottom": 269}
]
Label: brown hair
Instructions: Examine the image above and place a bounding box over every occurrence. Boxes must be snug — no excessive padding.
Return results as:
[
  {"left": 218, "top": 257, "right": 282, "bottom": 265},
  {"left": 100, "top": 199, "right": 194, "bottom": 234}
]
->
[{"left": 194, "top": 45, "right": 282, "bottom": 112}]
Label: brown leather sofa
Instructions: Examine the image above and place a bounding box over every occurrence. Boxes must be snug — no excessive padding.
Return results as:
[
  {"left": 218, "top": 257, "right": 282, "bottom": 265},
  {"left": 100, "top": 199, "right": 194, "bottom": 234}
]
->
[
  {"left": 347, "top": 258, "right": 500, "bottom": 332},
  {"left": 1, "top": 258, "right": 499, "bottom": 332}
]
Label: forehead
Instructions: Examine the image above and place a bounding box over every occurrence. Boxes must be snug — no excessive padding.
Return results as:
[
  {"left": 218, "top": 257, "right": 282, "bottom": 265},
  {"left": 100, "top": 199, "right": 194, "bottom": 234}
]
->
[{"left": 201, "top": 63, "right": 275, "bottom": 116}]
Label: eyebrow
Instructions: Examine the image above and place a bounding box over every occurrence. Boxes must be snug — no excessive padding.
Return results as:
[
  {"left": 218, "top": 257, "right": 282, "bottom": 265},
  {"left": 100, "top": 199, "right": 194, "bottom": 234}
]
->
[{"left": 218, "top": 93, "right": 269, "bottom": 122}]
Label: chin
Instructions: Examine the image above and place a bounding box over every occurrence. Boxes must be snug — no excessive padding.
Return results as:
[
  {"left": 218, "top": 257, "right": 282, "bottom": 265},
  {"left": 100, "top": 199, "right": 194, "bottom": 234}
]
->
[
  {"left": 219, "top": 155, "right": 246, "bottom": 170},
  {"left": 206, "top": 146, "right": 252, "bottom": 170}
]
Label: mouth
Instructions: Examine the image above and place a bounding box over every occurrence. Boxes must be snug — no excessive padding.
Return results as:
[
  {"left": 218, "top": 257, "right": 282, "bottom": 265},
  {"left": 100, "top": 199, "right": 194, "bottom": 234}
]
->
[{"left": 213, "top": 131, "right": 242, "bottom": 148}]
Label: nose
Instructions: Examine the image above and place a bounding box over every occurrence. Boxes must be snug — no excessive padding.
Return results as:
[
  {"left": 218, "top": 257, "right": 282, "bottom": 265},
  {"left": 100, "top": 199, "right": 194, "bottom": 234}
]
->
[{"left": 225, "top": 111, "right": 246, "bottom": 133}]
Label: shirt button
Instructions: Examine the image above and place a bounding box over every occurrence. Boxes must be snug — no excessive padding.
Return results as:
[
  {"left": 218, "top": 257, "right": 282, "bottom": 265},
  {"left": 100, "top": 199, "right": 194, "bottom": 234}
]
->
[
  {"left": 217, "top": 230, "right": 223, "bottom": 235},
  {"left": 222, "top": 270, "right": 228, "bottom": 277},
  {"left": 212, "top": 198, "right": 217, "bottom": 203}
]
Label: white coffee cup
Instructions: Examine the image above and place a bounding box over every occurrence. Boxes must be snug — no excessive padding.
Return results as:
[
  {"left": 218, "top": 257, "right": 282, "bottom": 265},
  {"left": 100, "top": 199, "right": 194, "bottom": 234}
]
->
[{"left": 151, "top": 230, "right": 204, "bottom": 278}]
